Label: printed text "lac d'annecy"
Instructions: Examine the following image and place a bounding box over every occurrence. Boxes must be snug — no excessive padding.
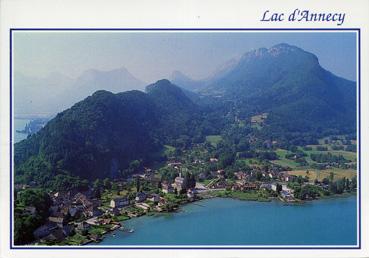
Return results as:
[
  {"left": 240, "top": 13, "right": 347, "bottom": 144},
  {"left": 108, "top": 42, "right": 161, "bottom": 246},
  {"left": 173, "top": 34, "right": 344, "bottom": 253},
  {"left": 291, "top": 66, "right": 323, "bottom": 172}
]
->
[{"left": 261, "top": 9, "right": 346, "bottom": 26}]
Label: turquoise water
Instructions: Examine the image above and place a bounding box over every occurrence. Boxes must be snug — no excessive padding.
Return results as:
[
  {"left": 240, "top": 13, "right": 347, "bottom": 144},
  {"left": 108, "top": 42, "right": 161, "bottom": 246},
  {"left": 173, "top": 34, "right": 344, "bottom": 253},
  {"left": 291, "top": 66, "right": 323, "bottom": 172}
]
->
[
  {"left": 94, "top": 196, "right": 357, "bottom": 246},
  {"left": 14, "top": 118, "right": 30, "bottom": 143}
]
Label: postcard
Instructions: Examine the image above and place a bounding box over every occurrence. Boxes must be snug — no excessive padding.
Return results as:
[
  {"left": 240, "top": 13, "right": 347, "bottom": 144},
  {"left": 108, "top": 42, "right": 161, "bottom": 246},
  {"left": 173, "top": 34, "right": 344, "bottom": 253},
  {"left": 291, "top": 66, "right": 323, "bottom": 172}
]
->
[{"left": 0, "top": 0, "right": 368, "bottom": 257}]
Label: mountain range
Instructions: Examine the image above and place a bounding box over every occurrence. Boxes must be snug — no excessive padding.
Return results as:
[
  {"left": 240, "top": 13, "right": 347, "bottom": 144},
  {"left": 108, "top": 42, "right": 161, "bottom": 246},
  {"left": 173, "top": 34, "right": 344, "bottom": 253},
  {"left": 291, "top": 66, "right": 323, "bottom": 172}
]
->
[
  {"left": 174, "top": 43, "right": 356, "bottom": 132},
  {"left": 14, "top": 43, "right": 357, "bottom": 184}
]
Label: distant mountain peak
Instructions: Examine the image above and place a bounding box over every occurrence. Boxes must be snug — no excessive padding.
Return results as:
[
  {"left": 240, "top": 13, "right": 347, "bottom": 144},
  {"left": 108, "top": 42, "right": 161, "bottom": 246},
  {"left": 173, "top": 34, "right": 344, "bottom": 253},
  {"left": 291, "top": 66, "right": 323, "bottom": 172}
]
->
[
  {"left": 241, "top": 43, "right": 310, "bottom": 59},
  {"left": 146, "top": 79, "right": 177, "bottom": 93},
  {"left": 152, "top": 79, "right": 172, "bottom": 87},
  {"left": 270, "top": 43, "right": 298, "bottom": 50},
  {"left": 268, "top": 43, "right": 303, "bottom": 56},
  {"left": 241, "top": 47, "right": 267, "bottom": 60},
  {"left": 171, "top": 70, "right": 188, "bottom": 79},
  {"left": 146, "top": 79, "right": 196, "bottom": 109},
  {"left": 80, "top": 66, "right": 132, "bottom": 78}
]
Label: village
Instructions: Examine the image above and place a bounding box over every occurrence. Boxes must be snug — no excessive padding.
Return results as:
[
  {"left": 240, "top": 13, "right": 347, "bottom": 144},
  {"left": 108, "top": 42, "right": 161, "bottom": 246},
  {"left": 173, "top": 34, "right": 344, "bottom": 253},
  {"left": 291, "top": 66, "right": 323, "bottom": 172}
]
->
[
  {"left": 16, "top": 153, "right": 335, "bottom": 246},
  {"left": 14, "top": 129, "right": 359, "bottom": 247}
]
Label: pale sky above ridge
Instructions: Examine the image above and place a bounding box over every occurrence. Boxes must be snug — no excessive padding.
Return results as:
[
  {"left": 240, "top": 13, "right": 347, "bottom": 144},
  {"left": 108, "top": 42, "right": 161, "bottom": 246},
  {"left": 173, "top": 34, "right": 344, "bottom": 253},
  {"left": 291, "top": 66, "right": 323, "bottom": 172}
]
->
[{"left": 14, "top": 31, "right": 357, "bottom": 84}]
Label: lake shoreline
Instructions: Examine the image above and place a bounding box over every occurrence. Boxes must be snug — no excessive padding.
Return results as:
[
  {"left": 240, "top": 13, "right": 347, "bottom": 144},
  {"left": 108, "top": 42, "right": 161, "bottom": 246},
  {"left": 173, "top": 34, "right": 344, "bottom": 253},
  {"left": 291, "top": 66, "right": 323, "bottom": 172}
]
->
[{"left": 87, "top": 192, "right": 357, "bottom": 246}]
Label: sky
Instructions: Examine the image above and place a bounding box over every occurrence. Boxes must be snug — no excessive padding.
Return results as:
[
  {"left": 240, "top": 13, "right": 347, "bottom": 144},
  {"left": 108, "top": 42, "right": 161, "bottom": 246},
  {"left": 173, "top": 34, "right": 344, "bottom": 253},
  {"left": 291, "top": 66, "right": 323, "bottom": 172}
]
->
[{"left": 13, "top": 31, "right": 357, "bottom": 84}]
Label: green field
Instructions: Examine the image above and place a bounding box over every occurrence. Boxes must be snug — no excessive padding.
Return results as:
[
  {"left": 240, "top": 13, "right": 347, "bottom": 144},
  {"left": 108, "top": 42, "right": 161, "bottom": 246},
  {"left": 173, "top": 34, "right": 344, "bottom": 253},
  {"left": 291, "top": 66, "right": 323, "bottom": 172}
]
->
[
  {"left": 238, "top": 158, "right": 261, "bottom": 166},
  {"left": 273, "top": 148, "right": 301, "bottom": 169},
  {"left": 206, "top": 135, "right": 223, "bottom": 147},
  {"left": 300, "top": 146, "right": 357, "bottom": 163},
  {"left": 288, "top": 168, "right": 356, "bottom": 182},
  {"left": 215, "top": 190, "right": 270, "bottom": 202},
  {"left": 273, "top": 146, "right": 357, "bottom": 181},
  {"left": 60, "top": 233, "right": 88, "bottom": 245}
]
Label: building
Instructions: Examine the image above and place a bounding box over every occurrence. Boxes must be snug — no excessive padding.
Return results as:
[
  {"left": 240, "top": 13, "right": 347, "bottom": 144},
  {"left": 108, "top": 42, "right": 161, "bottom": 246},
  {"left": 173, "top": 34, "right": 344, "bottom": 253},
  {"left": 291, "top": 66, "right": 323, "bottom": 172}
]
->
[
  {"left": 68, "top": 206, "right": 81, "bottom": 217},
  {"left": 135, "top": 202, "right": 150, "bottom": 211},
  {"left": 217, "top": 170, "right": 225, "bottom": 178},
  {"left": 111, "top": 207, "right": 121, "bottom": 216},
  {"left": 110, "top": 197, "right": 129, "bottom": 208},
  {"left": 167, "top": 162, "right": 182, "bottom": 167},
  {"left": 86, "top": 206, "right": 103, "bottom": 217},
  {"left": 187, "top": 189, "right": 195, "bottom": 200},
  {"left": 271, "top": 183, "right": 277, "bottom": 192},
  {"left": 234, "top": 171, "right": 247, "bottom": 180},
  {"left": 174, "top": 175, "right": 185, "bottom": 192},
  {"left": 33, "top": 223, "right": 57, "bottom": 239},
  {"left": 161, "top": 182, "right": 174, "bottom": 194},
  {"left": 148, "top": 194, "right": 160, "bottom": 203},
  {"left": 42, "top": 228, "right": 66, "bottom": 242},
  {"left": 48, "top": 216, "right": 65, "bottom": 228},
  {"left": 135, "top": 192, "right": 147, "bottom": 202},
  {"left": 76, "top": 221, "right": 90, "bottom": 232},
  {"left": 62, "top": 225, "right": 74, "bottom": 236},
  {"left": 74, "top": 192, "right": 93, "bottom": 208},
  {"left": 260, "top": 183, "right": 273, "bottom": 191},
  {"left": 233, "top": 181, "right": 259, "bottom": 191}
]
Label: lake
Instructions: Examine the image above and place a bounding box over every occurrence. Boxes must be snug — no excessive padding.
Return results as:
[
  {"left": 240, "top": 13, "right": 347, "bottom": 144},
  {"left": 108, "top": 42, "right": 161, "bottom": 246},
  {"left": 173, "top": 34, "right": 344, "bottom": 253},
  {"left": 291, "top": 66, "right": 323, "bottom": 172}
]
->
[
  {"left": 14, "top": 118, "right": 30, "bottom": 143},
  {"left": 93, "top": 195, "right": 357, "bottom": 246}
]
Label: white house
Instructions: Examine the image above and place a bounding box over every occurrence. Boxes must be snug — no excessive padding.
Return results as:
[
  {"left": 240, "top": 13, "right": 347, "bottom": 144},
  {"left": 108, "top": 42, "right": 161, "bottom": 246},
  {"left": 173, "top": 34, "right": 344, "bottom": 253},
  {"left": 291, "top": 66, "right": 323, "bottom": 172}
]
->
[{"left": 110, "top": 197, "right": 129, "bottom": 208}]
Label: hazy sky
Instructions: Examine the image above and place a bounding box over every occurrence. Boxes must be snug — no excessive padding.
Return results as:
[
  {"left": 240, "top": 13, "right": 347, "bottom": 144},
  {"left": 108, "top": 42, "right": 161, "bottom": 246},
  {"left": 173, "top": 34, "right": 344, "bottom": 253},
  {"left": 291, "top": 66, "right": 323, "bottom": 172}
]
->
[{"left": 13, "top": 31, "right": 357, "bottom": 83}]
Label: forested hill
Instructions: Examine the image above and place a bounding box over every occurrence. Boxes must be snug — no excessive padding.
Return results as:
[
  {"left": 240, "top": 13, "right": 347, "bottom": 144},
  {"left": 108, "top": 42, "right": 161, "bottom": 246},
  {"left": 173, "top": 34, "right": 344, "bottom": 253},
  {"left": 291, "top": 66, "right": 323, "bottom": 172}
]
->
[
  {"left": 14, "top": 81, "right": 205, "bottom": 184},
  {"left": 146, "top": 79, "right": 202, "bottom": 142}
]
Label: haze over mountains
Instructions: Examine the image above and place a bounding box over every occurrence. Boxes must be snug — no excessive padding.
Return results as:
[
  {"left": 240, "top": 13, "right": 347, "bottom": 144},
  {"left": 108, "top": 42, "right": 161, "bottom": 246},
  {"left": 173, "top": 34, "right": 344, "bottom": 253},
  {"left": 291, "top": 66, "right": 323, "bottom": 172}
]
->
[
  {"left": 15, "top": 67, "right": 146, "bottom": 116},
  {"left": 170, "top": 57, "right": 239, "bottom": 92},
  {"left": 15, "top": 43, "right": 356, "bottom": 183}
]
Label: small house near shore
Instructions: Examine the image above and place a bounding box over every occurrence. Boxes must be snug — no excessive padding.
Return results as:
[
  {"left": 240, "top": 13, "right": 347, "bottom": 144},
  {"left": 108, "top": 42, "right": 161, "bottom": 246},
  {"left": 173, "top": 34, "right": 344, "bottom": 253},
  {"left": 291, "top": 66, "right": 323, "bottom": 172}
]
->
[{"left": 110, "top": 197, "right": 129, "bottom": 208}]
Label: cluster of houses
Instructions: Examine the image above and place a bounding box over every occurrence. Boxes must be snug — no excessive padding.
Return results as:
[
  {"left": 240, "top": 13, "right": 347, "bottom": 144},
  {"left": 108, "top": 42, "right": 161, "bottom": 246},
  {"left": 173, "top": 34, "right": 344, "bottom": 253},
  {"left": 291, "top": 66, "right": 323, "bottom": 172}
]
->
[
  {"left": 161, "top": 172, "right": 197, "bottom": 200},
  {"left": 29, "top": 162, "right": 301, "bottom": 243},
  {"left": 232, "top": 171, "right": 296, "bottom": 202},
  {"left": 32, "top": 181, "right": 185, "bottom": 243},
  {"left": 109, "top": 192, "right": 168, "bottom": 214},
  {"left": 33, "top": 190, "right": 103, "bottom": 242}
]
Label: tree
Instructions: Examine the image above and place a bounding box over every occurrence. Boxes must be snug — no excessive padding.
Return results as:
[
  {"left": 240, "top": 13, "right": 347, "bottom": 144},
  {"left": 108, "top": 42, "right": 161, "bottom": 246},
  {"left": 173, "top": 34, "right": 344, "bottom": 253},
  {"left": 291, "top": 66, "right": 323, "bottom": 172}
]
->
[
  {"left": 14, "top": 213, "right": 43, "bottom": 245},
  {"left": 351, "top": 176, "right": 357, "bottom": 190},
  {"left": 219, "top": 152, "right": 235, "bottom": 168},
  {"left": 93, "top": 179, "right": 102, "bottom": 189},
  {"left": 297, "top": 185, "right": 321, "bottom": 200},
  {"left": 189, "top": 173, "right": 196, "bottom": 188},
  {"left": 297, "top": 176, "right": 304, "bottom": 184},
  {"left": 136, "top": 177, "right": 140, "bottom": 192},
  {"left": 15, "top": 189, "right": 53, "bottom": 245},
  {"left": 17, "top": 189, "right": 52, "bottom": 218},
  {"left": 182, "top": 172, "right": 196, "bottom": 191},
  {"left": 256, "top": 171, "right": 262, "bottom": 181},
  {"left": 276, "top": 183, "right": 282, "bottom": 194},
  {"left": 329, "top": 181, "right": 338, "bottom": 194},
  {"left": 103, "top": 178, "right": 111, "bottom": 189},
  {"left": 322, "top": 177, "right": 330, "bottom": 185},
  {"left": 336, "top": 178, "right": 345, "bottom": 194},
  {"left": 111, "top": 182, "right": 118, "bottom": 191},
  {"left": 129, "top": 160, "right": 142, "bottom": 173}
]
